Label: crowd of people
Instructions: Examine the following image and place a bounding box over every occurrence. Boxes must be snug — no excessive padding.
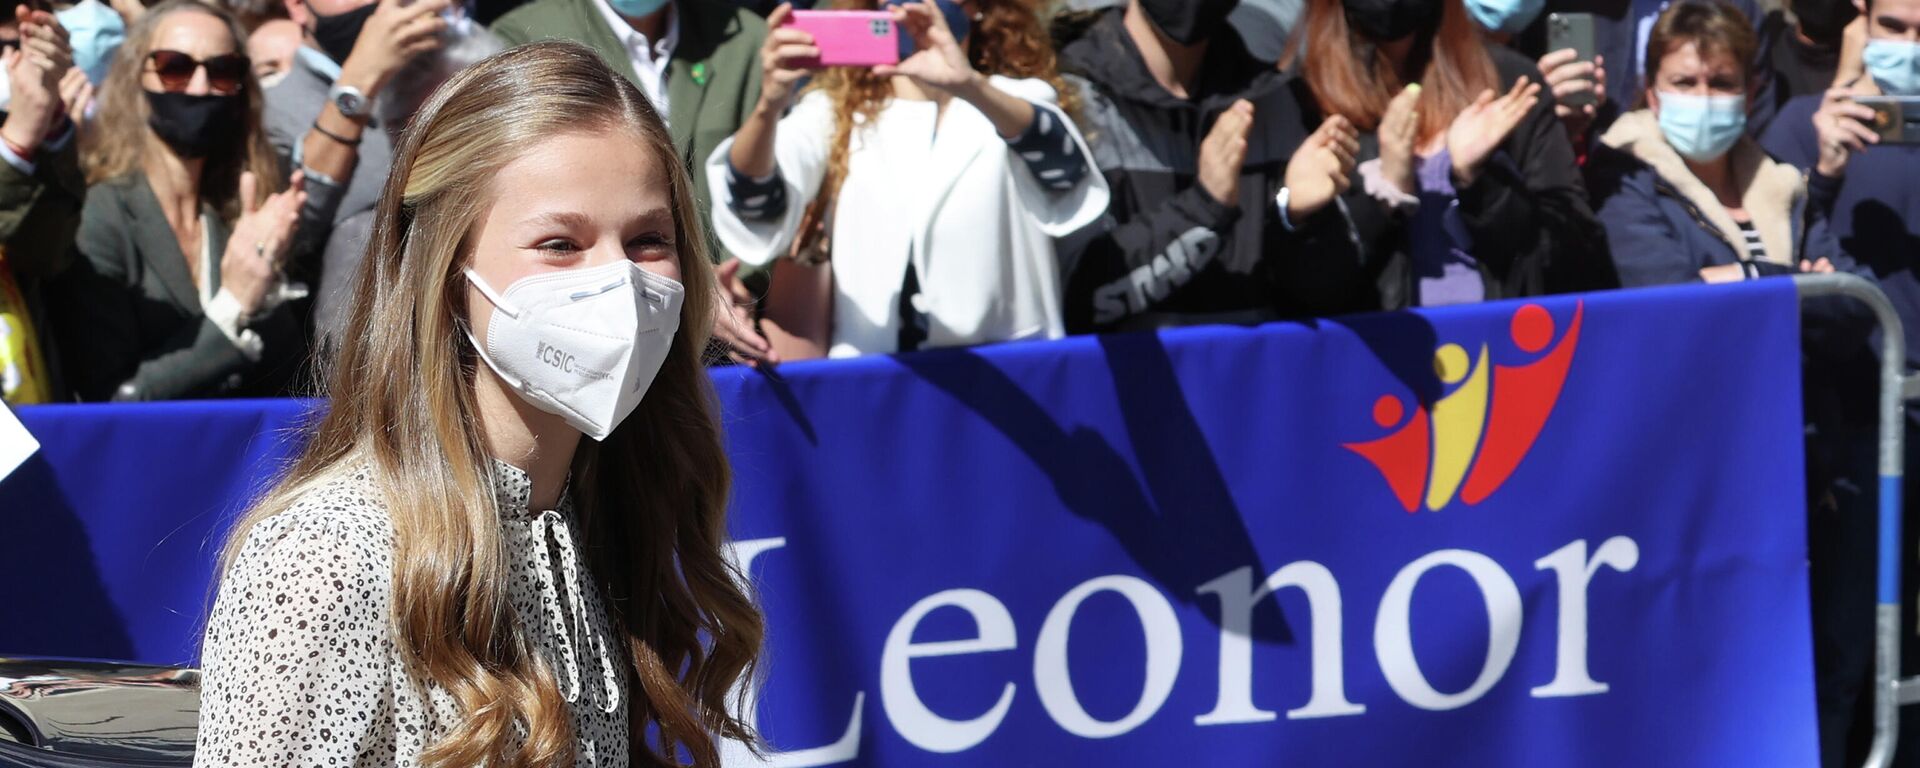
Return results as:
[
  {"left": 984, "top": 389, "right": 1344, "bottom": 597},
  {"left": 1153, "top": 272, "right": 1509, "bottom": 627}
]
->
[
  {"left": 0, "top": 0, "right": 1910, "bottom": 761},
  {"left": 0, "top": 0, "right": 1905, "bottom": 403}
]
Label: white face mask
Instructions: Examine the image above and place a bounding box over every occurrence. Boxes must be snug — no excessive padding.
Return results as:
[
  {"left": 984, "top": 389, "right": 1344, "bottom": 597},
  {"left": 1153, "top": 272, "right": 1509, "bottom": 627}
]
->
[{"left": 464, "top": 260, "right": 684, "bottom": 441}]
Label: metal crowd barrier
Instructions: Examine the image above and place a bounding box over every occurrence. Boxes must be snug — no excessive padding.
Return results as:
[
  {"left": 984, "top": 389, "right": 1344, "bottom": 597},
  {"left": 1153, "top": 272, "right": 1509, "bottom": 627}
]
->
[{"left": 1795, "top": 273, "right": 1911, "bottom": 768}]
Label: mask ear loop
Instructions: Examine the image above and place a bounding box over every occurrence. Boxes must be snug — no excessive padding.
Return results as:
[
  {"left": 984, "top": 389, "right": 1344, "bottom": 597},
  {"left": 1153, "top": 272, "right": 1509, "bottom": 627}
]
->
[
  {"left": 461, "top": 267, "right": 532, "bottom": 393},
  {"left": 463, "top": 267, "right": 523, "bottom": 320}
]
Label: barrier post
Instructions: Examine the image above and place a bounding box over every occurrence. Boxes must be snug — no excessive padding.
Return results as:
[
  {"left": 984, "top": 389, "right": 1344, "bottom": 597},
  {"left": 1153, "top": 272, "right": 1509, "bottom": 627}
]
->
[{"left": 1793, "top": 273, "right": 1909, "bottom": 768}]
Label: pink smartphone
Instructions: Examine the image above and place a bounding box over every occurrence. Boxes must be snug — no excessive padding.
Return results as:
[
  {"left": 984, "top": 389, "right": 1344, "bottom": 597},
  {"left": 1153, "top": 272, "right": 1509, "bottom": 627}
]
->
[{"left": 786, "top": 10, "right": 900, "bottom": 69}]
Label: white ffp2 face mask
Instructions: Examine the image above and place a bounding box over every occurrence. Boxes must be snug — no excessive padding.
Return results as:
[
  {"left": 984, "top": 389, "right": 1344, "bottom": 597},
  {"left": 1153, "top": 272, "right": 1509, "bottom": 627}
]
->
[{"left": 464, "top": 260, "right": 684, "bottom": 441}]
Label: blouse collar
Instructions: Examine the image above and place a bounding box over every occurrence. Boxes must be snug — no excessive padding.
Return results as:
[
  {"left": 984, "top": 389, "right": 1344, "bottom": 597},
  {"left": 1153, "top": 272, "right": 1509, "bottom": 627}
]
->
[{"left": 487, "top": 458, "right": 573, "bottom": 518}]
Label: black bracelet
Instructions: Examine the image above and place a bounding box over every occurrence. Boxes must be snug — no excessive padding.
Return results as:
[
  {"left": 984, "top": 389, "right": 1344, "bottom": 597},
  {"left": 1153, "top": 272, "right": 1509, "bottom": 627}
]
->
[{"left": 310, "top": 120, "right": 361, "bottom": 147}]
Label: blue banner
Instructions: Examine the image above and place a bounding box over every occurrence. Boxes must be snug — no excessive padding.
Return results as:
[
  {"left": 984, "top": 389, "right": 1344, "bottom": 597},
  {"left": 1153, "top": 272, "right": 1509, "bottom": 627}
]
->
[{"left": 1, "top": 281, "right": 1816, "bottom": 766}]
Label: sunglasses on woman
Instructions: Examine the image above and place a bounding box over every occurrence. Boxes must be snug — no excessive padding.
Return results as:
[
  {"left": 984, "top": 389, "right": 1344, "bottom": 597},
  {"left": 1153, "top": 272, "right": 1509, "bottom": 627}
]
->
[{"left": 146, "top": 50, "right": 250, "bottom": 95}]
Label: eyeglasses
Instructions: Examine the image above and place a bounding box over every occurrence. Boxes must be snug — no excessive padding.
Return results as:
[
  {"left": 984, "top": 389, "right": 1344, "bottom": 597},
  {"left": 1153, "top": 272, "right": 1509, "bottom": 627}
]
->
[{"left": 145, "top": 50, "right": 250, "bottom": 95}]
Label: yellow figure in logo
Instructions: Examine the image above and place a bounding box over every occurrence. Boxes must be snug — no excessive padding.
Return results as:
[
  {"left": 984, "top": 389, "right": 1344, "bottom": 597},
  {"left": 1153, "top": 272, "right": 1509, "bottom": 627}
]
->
[{"left": 1426, "top": 343, "right": 1489, "bottom": 510}]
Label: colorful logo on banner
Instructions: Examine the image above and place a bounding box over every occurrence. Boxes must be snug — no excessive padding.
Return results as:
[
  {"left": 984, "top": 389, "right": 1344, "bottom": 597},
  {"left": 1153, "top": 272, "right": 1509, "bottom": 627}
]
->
[{"left": 1345, "top": 302, "right": 1584, "bottom": 512}]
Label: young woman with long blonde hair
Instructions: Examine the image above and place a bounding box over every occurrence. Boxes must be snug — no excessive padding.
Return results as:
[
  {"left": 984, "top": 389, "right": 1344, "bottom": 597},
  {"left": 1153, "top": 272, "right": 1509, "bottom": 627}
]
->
[{"left": 195, "top": 41, "right": 763, "bottom": 767}]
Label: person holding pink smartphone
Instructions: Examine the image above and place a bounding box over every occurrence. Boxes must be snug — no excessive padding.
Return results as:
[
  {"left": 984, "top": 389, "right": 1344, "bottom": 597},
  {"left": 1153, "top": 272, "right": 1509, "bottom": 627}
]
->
[{"left": 705, "top": 0, "right": 1109, "bottom": 360}]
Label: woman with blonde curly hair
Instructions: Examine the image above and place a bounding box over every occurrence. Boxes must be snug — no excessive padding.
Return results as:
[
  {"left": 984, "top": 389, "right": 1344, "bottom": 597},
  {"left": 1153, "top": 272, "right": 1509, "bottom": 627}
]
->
[
  {"left": 195, "top": 41, "right": 764, "bottom": 767},
  {"left": 709, "top": 0, "right": 1108, "bottom": 359}
]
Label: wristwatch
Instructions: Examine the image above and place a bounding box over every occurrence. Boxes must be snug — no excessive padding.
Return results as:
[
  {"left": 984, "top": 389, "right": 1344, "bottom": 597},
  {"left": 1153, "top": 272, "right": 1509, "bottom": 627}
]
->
[{"left": 328, "top": 83, "right": 370, "bottom": 120}]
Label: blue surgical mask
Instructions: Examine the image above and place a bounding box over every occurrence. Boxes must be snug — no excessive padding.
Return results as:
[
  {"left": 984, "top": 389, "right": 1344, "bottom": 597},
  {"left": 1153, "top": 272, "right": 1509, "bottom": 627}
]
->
[
  {"left": 1865, "top": 38, "right": 1920, "bottom": 95},
  {"left": 56, "top": 0, "right": 125, "bottom": 87},
  {"left": 604, "top": 0, "right": 667, "bottom": 19},
  {"left": 1656, "top": 91, "right": 1747, "bottom": 161},
  {"left": 1464, "top": 0, "right": 1544, "bottom": 34},
  {"left": 887, "top": 0, "right": 970, "bottom": 60}
]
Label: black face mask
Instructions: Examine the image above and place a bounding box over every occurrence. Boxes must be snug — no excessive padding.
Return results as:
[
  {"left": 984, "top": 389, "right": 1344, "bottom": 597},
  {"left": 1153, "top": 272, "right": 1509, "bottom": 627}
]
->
[
  {"left": 1790, "top": 0, "right": 1857, "bottom": 46},
  {"left": 1342, "top": 0, "right": 1442, "bottom": 42},
  {"left": 144, "top": 90, "right": 240, "bottom": 159},
  {"left": 308, "top": 1, "right": 376, "bottom": 65},
  {"left": 1140, "top": 0, "right": 1240, "bottom": 45}
]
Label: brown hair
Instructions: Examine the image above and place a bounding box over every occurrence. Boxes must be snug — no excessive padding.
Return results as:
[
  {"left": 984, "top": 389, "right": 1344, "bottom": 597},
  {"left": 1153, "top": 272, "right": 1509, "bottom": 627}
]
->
[
  {"left": 214, "top": 41, "right": 763, "bottom": 768},
  {"left": 1642, "top": 0, "right": 1757, "bottom": 103},
  {"left": 83, "top": 0, "right": 282, "bottom": 218},
  {"left": 805, "top": 0, "right": 1077, "bottom": 233},
  {"left": 1290, "top": 0, "right": 1500, "bottom": 143}
]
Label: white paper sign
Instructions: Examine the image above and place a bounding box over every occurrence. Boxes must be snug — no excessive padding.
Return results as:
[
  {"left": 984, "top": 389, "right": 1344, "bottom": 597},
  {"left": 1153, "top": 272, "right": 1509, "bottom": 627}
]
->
[{"left": 0, "top": 400, "right": 39, "bottom": 483}]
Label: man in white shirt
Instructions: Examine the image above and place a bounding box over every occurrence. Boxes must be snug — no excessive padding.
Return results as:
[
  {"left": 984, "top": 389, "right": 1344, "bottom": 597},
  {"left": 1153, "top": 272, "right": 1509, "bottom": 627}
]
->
[{"left": 585, "top": 0, "right": 677, "bottom": 119}]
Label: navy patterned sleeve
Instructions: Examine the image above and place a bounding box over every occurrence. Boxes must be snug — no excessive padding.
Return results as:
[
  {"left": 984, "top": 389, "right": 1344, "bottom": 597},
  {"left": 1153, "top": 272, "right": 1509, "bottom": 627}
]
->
[
  {"left": 725, "top": 162, "right": 789, "bottom": 221},
  {"left": 1007, "top": 106, "right": 1088, "bottom": 193}
]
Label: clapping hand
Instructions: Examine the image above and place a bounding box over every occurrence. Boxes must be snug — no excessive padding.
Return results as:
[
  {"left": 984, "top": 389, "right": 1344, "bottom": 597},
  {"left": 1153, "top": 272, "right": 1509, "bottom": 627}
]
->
[
  {"left": 13, "top": 5, "right": 70, "bottom": 77},
  {"left": 222, "top": 171, "right": 307, "bottom": 317},
  {"left": 1198, "top": 100, "right": 1253, "bottom": 206},
  {"left": 1378, "top": 84, "right": 1420, "bottom": 196},
  {"left": 1285, "top": 116, "right": 1360, "bottom": 221},
  {"left": 0, "top": 4, "right": 72, "bottom": 153},
  {"left": 58, "top": 67, "right": 90, "bottom": 139},
  {"left": 1448, "top": 77, "right": 1542, "bottom": 186}
]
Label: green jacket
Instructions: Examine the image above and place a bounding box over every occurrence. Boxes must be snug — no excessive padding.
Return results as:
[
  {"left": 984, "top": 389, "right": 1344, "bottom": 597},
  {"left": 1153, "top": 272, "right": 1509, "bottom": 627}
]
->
[{"left": 493, "top": 0, "right": 765, "bottom": 263}]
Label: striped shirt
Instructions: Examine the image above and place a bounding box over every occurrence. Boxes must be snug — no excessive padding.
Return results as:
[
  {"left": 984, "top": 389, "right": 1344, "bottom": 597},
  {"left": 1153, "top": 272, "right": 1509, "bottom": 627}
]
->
[{"left": 1736, "top": 219, "right": 1767, "bottom": 263}]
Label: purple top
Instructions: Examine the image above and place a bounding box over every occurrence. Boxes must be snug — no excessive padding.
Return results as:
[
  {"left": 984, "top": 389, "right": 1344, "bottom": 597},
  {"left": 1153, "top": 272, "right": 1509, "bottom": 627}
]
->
[{"left": 1411, "top": 149, "right": 1485, "bottom": 307}]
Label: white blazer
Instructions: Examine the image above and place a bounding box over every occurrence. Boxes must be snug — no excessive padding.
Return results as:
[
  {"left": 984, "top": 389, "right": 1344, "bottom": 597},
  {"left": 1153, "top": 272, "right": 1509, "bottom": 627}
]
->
[{"left": 706, "top": 76, "right": 1110, "bottom": 358}]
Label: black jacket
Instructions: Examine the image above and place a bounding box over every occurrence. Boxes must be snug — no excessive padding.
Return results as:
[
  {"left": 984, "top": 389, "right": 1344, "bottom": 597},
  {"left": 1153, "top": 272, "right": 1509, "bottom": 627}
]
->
[
  {"left": 1343, "top": 45, "right": 1614, "bottom": 309},
  {"left": 1053, "top": 9, "right": 1367, "bottom": 334}
]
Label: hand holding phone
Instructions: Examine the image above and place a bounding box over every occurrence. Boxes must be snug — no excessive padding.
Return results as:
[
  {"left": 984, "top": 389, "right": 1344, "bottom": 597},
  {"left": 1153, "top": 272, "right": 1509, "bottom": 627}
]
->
[
  {"left": 756, "top": 4, "right": 816, "bottom": 110},
  {"left": 1852, "top": 94, "right": 1920, "bottom": 144},
  {"left": 783, "top": 10, "right": 899, "bottom": 69},
  {"left": 1812, "top": 86, "right": 1881, "bottom": 176},
  {"left": 1545, "top": 13, "right": 1599, "bottom": 109}
]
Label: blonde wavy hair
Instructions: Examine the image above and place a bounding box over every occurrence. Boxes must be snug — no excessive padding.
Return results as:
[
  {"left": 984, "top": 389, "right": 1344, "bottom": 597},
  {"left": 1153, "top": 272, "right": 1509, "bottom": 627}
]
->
[
  {"left": 213, "top": 41, "right": 763, "bottom": 768},
  {"left": 82, "top": 0, "right": 282, "bottom": 217}
]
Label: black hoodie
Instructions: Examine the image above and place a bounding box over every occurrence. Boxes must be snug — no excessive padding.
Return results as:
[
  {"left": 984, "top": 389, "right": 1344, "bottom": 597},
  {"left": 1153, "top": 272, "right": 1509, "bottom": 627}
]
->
[{"left": 1054, "top": 9, "right": 1373, "bottom": 334}]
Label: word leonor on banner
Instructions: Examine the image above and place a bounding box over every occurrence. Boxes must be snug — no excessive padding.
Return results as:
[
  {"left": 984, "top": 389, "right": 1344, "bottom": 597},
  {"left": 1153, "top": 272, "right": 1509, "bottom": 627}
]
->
[{"left": 725, "top": 533, "right": 1639, "bottom": 765}]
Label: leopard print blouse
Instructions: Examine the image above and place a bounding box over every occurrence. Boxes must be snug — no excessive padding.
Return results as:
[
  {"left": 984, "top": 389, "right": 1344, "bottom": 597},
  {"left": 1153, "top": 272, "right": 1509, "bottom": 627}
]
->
[{"left": 195, "top": 461, "right": 629, "bottom": 766}]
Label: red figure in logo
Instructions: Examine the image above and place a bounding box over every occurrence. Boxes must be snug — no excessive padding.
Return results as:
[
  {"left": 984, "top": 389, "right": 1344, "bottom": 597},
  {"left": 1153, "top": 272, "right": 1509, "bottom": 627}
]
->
[
  {"left": 1344, "top": 394, "right": 1430, "bottom": 513},
  {"left": 1345, "top": 301, "right": 1583, "bottom": 512},
  {"left": 1460, "top": 302, "right": 1583, "bottom": 504}
]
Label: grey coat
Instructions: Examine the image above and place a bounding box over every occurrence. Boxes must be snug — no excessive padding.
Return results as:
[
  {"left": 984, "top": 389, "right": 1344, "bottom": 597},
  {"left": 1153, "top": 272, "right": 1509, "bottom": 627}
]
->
[
  {"left": 261, "top": 49, "right": 393, "bottom": 265},
  {"left": 51, "top": 174, "right": 307, "bottom": 401}
]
